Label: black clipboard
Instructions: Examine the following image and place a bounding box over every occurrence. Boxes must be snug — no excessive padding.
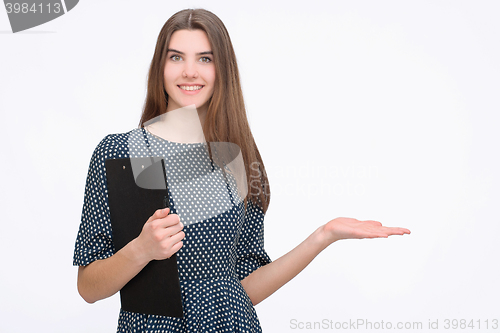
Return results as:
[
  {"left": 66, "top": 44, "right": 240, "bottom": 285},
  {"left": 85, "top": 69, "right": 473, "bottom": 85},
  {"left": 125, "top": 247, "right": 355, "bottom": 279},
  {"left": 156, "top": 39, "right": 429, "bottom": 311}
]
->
[{"left": 105, "top": 157, "right": 183, "bottom": 317}]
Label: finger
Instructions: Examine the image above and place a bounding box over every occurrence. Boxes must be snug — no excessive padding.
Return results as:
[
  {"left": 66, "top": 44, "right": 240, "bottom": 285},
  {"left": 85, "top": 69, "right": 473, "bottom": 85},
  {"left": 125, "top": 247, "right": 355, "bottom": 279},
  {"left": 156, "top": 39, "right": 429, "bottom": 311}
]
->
[
  {"left": 164, "top": 221, "right": 184, "bottom": 237},
  {"left": 376, "top": 226, "right": 408, "bottom": 232},
  {"left": 357, "top": 233, "right": 386, "bottom": 239},
  {"left": 364, "top": 231, "right": 389, "bottom": 238},
  {"left": 159, "top": 238, "right": 184, "bottom": 260},
  {"left": 164, "top": 230, "right": 185, "bottom": 247},
  {"left": 382, "top": 230, "right": 410, "bottom": 237},
  {"left": 168, "top": 240, "right": 183, "bottom": 256},
  {"left": 156, "top": 213, "right": 181, "bottom": 228},
  {"left": 386, "top": 227, "right": 411, "bottom": 235}
]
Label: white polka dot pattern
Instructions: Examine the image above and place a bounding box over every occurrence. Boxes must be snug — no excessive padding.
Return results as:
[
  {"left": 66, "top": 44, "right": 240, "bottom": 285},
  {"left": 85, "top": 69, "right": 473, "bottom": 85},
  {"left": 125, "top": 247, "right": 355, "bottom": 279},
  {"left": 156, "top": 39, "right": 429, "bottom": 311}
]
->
[{"left": 73, "top": 128, "right": 271, "bottom": 332}]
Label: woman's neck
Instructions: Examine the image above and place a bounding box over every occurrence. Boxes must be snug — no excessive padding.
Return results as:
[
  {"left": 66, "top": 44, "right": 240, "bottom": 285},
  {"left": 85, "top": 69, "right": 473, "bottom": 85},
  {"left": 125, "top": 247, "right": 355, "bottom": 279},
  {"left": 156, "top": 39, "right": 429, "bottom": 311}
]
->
[{"left": 146, "top": 105, "right": 206, "bottom": 144}]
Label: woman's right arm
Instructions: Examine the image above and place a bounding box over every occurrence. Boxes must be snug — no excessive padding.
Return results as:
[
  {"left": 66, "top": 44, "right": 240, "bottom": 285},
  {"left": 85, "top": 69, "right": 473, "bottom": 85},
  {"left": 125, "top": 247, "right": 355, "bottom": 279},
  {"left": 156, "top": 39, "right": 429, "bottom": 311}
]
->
[{"left": 77, "top": 207, "right": 184, "bottom": 303}]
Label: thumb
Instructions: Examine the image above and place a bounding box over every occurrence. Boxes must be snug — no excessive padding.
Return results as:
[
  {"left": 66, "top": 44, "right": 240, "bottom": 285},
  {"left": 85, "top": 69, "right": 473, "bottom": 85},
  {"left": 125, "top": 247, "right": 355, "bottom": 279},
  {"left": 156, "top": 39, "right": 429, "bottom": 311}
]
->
[{"left": 149, "top": 207, "right": 170, "bottom": 222}]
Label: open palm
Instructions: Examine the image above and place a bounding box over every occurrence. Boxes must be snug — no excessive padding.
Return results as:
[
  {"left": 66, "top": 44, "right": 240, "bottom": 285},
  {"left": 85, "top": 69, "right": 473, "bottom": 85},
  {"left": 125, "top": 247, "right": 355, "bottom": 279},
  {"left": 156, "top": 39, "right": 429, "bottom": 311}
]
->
[{"left": 323, "top": 217, "right": 411, "bottom": 243}]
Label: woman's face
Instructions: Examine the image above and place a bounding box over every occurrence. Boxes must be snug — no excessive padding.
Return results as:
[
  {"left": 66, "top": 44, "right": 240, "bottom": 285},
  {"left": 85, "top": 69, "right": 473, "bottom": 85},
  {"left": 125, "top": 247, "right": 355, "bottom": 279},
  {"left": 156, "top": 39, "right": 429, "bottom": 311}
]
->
[{"left": 164, "top": 29, "right": 216, "bottom": 115}]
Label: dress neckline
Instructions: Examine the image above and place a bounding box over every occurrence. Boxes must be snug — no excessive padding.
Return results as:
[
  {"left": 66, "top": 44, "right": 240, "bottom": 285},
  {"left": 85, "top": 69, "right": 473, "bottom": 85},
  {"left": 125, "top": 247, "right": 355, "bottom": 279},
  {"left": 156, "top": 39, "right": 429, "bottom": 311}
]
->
[{"left": 141, "top": 127, "right": 205, "bottom": 146}]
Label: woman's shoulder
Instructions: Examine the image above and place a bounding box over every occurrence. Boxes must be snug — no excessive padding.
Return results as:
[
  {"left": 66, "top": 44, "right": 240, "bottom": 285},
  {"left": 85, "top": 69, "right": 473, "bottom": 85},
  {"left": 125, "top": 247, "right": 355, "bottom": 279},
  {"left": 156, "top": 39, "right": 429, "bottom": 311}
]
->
[{"left": 89, "top": 128, "right": 144, "bottom": 163}]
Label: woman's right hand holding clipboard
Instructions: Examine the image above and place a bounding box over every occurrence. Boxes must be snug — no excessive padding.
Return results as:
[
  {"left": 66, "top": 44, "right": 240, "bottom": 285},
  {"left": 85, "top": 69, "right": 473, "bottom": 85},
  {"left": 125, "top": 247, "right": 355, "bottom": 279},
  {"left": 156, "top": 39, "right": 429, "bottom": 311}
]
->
[{"left": 134, "top": 207, "right": 185, "bottom": 262}]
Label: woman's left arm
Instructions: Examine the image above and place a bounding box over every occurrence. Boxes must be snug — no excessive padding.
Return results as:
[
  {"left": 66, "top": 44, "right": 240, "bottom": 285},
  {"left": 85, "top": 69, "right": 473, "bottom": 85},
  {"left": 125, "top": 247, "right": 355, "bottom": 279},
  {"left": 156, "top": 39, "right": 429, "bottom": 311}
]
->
[{"left": 240, "top": 218, "right": 410, "bottom": 305}]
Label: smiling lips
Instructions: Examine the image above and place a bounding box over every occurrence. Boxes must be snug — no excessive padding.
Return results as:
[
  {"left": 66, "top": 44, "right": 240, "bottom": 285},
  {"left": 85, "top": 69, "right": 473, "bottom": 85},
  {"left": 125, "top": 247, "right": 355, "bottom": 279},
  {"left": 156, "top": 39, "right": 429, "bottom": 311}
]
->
[{"left": 178, "top": 85, "right": 204, "bottom": 92}]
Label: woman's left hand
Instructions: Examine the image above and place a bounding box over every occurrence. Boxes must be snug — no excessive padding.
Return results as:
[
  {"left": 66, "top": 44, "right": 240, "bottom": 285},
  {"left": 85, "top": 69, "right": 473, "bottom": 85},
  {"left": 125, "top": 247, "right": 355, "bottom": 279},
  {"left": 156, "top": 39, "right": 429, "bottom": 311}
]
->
[{"left": 321, "top": 217, "right": 411, "bottom": 245}]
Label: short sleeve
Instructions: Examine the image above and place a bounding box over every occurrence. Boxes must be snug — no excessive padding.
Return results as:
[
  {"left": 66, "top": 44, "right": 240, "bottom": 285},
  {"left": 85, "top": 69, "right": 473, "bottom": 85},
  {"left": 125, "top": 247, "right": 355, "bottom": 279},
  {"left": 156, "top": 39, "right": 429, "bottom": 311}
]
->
[
  {"left": 72, "top": 135, "right": 115, "bottom": 266},
  {"left": 235, "top": 198, "right": 272, "bottom": 281}
]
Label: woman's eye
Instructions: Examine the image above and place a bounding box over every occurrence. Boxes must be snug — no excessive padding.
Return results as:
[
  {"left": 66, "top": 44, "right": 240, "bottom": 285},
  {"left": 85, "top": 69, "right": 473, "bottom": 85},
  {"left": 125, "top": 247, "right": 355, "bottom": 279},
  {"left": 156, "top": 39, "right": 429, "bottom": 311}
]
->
[
  {"left": 171, "top": 55, "right": 182, "bottom": 61},
  {"left": 200, "top": 57, "right": 212, "bottom": 63}
]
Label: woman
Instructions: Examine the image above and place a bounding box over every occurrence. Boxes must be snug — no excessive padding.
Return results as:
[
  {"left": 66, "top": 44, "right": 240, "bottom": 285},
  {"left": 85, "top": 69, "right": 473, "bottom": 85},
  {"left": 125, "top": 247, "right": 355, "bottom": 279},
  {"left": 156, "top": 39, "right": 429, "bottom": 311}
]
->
[{"left": 73, "top": 8, "right": 410, "bottom": 333}]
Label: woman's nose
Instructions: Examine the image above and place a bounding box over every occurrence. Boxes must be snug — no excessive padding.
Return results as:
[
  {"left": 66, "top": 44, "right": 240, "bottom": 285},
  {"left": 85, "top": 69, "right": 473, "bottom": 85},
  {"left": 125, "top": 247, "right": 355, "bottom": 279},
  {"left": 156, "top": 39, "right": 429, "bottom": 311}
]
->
[{"left": 182, "top": 61, "right": 199, "bottom": 78}]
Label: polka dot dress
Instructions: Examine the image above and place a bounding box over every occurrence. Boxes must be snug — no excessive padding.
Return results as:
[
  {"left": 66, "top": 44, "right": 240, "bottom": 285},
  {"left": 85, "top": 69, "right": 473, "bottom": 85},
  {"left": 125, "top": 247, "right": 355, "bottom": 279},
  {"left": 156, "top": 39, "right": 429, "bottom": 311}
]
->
[{"left": 73, "top": 128, "right": 271, "bottom": 333}]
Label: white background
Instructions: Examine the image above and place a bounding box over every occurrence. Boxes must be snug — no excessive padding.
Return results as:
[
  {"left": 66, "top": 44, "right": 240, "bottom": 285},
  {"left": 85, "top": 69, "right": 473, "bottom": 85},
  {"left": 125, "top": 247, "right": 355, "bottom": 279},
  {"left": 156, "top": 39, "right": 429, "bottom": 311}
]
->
[{"left": 1, "top": 1, "right": 499, "bottom": 332}]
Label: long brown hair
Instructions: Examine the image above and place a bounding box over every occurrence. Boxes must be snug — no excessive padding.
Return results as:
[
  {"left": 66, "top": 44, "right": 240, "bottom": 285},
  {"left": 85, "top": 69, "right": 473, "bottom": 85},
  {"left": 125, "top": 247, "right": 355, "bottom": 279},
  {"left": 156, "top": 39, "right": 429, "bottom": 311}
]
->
[{"left": 139, "top": 8, "right": 270, "bottom": 213}]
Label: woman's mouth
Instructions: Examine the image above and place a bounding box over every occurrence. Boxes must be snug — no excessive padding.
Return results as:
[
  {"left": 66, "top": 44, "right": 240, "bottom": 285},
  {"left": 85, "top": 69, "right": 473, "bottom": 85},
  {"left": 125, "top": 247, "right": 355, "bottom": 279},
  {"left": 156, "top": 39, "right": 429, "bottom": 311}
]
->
[{"left": 178, "top": 85, "right": 203, "bottom": 91}]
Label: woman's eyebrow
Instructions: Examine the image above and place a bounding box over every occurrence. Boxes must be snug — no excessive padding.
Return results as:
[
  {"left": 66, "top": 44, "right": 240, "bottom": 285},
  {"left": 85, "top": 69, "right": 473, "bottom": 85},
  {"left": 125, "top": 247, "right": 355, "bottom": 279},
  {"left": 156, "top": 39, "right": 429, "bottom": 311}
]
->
[{"left": 167, "top": 48, "right": 213, "bottom": 56}]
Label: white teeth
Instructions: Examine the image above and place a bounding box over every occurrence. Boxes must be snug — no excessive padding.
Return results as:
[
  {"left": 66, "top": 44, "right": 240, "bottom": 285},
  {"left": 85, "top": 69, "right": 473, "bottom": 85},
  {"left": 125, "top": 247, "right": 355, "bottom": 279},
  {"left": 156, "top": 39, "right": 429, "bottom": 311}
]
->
[{"left": 179, "top": 85, "right": 203, "bottom": 91}]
